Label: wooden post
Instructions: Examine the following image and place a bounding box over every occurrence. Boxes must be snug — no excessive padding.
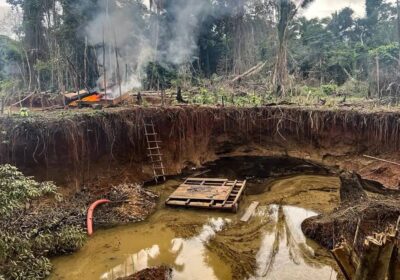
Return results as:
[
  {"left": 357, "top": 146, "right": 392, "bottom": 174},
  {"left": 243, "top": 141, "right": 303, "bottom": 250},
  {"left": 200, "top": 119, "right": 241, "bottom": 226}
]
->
[
  {"left": 376, "top": 55, "right": 380, "bottom": 99},
  {"left": 84, "top": 36, "right": 88, "bottom": 88},
  {"left": 66, "top": 68, "right": 69, "bottom": 92},
  {"left": 113, "top": 29, "right": 122, "bottom": 99},
  {"left": 1, "top": 94, "right": 4, "bottom": 115},
  {"left": 102, "top": 25, "right": 107, "bottom": 97},
  {"left": 161, "top": 88, "right": 165, "bottom": 107},
  {"left": 397, "top": 0, "right": 400, "bottom": 69},
  {"left": 397, "top": 0, "right": 400, "bottom": 105}
]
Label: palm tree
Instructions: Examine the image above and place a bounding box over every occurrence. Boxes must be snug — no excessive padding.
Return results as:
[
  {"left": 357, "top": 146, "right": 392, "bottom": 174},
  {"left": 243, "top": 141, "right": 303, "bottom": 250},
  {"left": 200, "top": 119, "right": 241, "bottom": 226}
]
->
[{"left": 273, "top": 0, "right": 315, "bottom": 96}]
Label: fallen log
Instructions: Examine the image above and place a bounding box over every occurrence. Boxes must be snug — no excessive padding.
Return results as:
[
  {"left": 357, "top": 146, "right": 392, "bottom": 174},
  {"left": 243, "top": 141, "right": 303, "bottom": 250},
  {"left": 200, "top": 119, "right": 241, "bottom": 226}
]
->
[
  {"left": 231, "top": 61, "right": 267, "bottom": 83},
  {"left": 11, "top": 92, "right": 35, "bottom": 107},
  {"left": 363, "top": 155, "right": 400, "bottom": 167}
]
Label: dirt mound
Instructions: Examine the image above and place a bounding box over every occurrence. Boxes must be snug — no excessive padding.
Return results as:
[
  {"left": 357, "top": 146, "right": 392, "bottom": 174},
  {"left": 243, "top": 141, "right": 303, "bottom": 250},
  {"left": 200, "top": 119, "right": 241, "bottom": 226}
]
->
[
  {"left": 116, "top": 266, "right": 172, "bottom": 280},
  {"left": 96, "top": 184, "right": 159, "bottom": 226},
  {"left": 302, "top": 172, "right": 400, "bottom": 254}
]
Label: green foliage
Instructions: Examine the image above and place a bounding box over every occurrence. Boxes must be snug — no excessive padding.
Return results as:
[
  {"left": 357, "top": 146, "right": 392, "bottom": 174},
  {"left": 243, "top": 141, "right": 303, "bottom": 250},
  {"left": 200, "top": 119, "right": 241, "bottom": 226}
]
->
[
  {"left": 0, "top": 232, "right": 52, "bottom": 280},
  {"left": 369, "top": 43, "right": 399, "bottom": 63},
  {"left": 0, "top": 164, "right": 57, "bottom": 216},
  {"left": 321, "top": 84, "right": 338, "bottom": 95},
  {"left": 143, "top": 62, "right": 177, "bottom": 90},
  {"left": 234, "top": 94, "right": 262, "bottom": 107},
  {"left": 0, "top": 80, "right": 16, "bottom": 97},
  {"left": 3, "top": 0, "right": 400, "bottom": 100},
  {"left": 0, "top": 226, "right": 86, "bottom": 279},
  {"left": 340, "top": 80, "right": 369, "bottom": 97},
  {"left": 0, "top": 165, "right": 85, "bottom": 279},
  {"left": 32, "top": 226, "right": 86, "bottom": 255}
]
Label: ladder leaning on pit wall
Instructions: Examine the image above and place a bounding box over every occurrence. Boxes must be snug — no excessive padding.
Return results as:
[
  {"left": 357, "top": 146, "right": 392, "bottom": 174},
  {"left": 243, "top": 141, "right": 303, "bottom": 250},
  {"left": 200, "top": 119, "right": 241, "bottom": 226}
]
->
[{"left": 143, "top": 118, "right": 166, "bottom": 183}]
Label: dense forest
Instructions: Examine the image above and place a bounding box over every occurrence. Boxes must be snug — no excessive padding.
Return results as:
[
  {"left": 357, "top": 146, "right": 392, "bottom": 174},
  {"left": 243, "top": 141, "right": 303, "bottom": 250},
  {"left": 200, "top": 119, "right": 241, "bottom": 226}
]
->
[{"left": 0, "top": 0, "right": 400, "bottom": 103}]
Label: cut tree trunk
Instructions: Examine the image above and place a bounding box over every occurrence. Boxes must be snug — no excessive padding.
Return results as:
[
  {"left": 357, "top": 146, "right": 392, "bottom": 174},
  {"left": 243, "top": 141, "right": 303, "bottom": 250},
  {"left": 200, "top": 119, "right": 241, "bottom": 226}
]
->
[
  {"left": 388, "top": 245, "right": 400, "bottom": 280},
  {"left": 339, "top": 172, "right": 367, "bottom": 203},
  {"left": 332, "top": 242, "right": 359, "bottom": 280},
  {"left": 355, "top": 232, "right": 397, "bottom": 280}
]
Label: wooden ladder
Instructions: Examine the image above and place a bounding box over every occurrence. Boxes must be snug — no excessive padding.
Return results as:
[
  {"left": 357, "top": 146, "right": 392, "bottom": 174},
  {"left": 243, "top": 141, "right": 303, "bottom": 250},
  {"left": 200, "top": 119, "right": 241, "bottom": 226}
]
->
[{"left": 143, "top": 118, "right": 166, "bottom": 183}]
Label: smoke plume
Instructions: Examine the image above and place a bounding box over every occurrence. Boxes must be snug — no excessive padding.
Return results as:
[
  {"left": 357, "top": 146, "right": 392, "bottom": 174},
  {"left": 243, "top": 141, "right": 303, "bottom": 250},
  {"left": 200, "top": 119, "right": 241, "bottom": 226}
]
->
[{"left": 84, "top": 0, "right": 214, "bottom": 96}]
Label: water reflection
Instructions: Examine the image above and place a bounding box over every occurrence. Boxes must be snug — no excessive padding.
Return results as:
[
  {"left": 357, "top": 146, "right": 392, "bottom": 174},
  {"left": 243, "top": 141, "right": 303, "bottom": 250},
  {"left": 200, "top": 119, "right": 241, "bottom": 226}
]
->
[
  {"left": 50, "top": 175, "right": 340, "bottom": 280},
  {"left": 250, "top": 205, "right": 337, "bottom": 280},
  {"left": 100, "top": 217, "right": 230, "bottom": 280}
]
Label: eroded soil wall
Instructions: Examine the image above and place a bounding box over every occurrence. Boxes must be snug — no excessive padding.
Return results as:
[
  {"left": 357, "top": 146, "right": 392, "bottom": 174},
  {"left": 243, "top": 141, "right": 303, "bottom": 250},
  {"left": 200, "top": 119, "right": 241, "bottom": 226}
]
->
[{"left": 1, "top": 106, "right": 399, "bottom": 187}]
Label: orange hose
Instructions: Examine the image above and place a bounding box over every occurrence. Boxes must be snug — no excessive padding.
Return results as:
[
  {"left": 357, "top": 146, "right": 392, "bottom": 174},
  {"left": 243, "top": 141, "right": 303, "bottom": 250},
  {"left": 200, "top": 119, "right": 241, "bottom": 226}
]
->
[{"left": 87, "top": 199, "right": 111, "bottom": 236}]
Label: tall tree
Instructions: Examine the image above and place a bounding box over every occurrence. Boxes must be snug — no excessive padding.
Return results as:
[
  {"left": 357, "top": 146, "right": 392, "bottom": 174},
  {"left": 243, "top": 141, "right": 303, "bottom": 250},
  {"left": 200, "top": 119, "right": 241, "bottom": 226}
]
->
[{"left": 273, "top": 0, "right": 314, "bottom": 96}]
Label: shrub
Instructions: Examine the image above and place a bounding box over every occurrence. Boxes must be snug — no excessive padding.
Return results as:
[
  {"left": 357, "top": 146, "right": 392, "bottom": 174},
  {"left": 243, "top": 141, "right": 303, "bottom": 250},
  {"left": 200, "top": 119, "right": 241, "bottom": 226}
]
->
[
  {"left": 0, "top": 165, "right": 85, "bottom": 279},
  {"left": 339, "top": 80, "right": 368, "bottom": 97},
  {"left": 321, "top": 84, "right": 338, "bottom": 95},
  {"left": 0, "top": 164, "right": 57, "bottom": 216}
]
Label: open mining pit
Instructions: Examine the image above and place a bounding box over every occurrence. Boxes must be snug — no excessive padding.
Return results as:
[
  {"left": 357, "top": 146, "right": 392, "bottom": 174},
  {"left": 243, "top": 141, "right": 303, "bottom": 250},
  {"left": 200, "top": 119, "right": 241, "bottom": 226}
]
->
[{"left": 1, "top": 106, "right": 400, "bottom": 279}]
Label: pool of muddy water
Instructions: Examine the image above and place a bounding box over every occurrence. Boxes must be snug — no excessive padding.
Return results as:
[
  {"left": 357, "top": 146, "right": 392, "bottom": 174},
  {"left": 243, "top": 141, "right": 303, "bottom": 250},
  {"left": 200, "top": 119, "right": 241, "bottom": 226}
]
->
[{"left": 50, "top": 168, "right": 341, "bottom": 280}]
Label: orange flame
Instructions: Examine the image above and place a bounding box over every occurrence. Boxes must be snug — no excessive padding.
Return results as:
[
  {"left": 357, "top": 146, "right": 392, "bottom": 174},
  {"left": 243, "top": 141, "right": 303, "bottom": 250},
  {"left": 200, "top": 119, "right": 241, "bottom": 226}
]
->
[{"left": 82, "top": 94, "right": 102, "bottom": 102}]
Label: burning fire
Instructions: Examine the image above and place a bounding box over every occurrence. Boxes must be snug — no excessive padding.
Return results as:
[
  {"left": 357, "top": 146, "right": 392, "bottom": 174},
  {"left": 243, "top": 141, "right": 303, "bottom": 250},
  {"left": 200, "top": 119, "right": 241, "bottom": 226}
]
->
[
  {"left": 83, "top": 94, "right": 102, "bottom": 102},
  {"left": 68, "top": 93, "right": 103, "bottom": 107}
]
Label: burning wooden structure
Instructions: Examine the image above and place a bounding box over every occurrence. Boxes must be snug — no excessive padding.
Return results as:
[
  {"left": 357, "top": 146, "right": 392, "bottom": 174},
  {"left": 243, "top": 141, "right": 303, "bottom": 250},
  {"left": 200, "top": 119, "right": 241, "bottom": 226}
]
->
[
  {"left": 64, "top": 89, "right": 132, "bottom": 107},
  {"left": 166, "top": 178, "right": 247, "bottom": 212}
]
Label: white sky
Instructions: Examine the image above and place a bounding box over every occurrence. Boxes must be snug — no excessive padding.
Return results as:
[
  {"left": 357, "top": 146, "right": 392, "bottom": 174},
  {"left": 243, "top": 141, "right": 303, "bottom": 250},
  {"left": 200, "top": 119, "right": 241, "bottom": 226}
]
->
[
  {"left": 305, "top": 0, "right": 396, "bottom": 19},
  {"left": 0, "top": 0, "right": 7, "bottom": 9},
  {"left": 0, "top": 0, "right": 9, "bottom": 21}
]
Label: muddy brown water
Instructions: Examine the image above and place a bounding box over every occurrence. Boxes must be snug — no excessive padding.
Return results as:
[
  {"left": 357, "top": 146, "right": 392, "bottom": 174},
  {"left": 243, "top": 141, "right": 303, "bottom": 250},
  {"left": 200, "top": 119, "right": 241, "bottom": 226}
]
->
[{"left": 50, "top": 173, "right": 341, "bottom": 280}]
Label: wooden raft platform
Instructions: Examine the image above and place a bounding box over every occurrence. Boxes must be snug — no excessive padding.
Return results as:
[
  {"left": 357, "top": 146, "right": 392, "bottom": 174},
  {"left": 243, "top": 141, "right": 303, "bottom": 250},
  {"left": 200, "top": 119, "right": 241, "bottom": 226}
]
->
[{"left": 165, "top": 178, "right": 247, "bottom": 212}]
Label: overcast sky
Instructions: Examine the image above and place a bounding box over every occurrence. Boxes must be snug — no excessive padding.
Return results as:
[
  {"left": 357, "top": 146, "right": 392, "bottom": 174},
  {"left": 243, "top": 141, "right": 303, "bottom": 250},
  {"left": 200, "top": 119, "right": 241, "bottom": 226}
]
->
[
  {"left": 0, "top": 0, "right": 9, "bottom": 20},
  {"left": 0, "top": 0, "right": 398, "bottom": 27},
  {"left": 305, "top": 0, "right": 396, "bottom": 18}
]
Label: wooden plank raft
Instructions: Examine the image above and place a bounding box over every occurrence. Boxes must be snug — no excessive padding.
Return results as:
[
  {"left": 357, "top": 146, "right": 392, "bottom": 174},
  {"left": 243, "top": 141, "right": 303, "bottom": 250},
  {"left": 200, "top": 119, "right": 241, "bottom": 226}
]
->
[{"left": 165, "top": 178, "right": 247, "bottom": 212}]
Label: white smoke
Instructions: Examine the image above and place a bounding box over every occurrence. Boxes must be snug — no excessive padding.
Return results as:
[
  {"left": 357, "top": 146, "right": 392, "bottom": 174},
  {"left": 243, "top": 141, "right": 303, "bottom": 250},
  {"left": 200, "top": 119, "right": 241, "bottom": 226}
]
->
[
  {"left": 164, "top": 0, "right": 211, "bottom": 65},
  {"left": 84, "top": 0, "right": 214, "bottom": 97},
  {"left": 84, "top": 0, "right": 153, "bottom": 97}
]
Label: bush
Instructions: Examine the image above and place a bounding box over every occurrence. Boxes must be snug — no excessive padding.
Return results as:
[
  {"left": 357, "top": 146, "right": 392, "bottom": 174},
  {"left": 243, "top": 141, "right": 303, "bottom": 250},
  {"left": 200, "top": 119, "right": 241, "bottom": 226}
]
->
[
  {"left": 142, "top": 62, "right": 177, "bottom": 90},
  {"left": 33, "top": 226, "right": 86, "bottom": 256},
  {"left": 321, "top": 84, "right": 338, "bottom": 95},
  {"left": 0, "top": 232, "right": 52, "bottom": 279},
  {"left": 0, "top": 164, "right": 57, "bottom": 216},
  {"left": 0, "top": 165, "right": 85, "bottom": 279},
  {"left": 339, "top": 80, "right": 368, "bottom": 97}
]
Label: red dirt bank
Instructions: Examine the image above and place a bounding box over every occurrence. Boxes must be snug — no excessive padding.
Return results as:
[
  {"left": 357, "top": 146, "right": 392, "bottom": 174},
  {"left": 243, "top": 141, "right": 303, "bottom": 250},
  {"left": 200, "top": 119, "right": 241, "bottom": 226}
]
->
[{"left": 0, "top": 105, "right": 398, "bottom": 189}]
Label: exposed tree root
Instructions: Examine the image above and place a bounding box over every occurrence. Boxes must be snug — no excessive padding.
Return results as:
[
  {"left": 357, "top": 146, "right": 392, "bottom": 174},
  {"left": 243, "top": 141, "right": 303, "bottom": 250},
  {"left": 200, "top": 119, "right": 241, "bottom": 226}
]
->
[
  {"left": 1, "top": 106, "right": 400, "bottom": 188},
  {"left": 302, "top": 171, "right": 400, "bottom": 279}
]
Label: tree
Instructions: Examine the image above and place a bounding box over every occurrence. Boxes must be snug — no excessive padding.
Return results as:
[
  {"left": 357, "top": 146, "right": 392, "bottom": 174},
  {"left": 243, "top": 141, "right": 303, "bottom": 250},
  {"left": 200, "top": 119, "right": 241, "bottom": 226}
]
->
[
  {"left": 328, "top": 7, "right": 355, "bottom": 41},
  {"left": 273, "top": 0, "right": 315, "bottom": 96}
]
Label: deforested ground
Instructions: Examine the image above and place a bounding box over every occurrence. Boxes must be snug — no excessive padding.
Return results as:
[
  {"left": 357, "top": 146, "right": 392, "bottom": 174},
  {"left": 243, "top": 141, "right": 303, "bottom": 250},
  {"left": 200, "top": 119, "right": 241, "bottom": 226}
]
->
[{"left": 1, "top": 105, "right": 400, "bottom": 279}]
